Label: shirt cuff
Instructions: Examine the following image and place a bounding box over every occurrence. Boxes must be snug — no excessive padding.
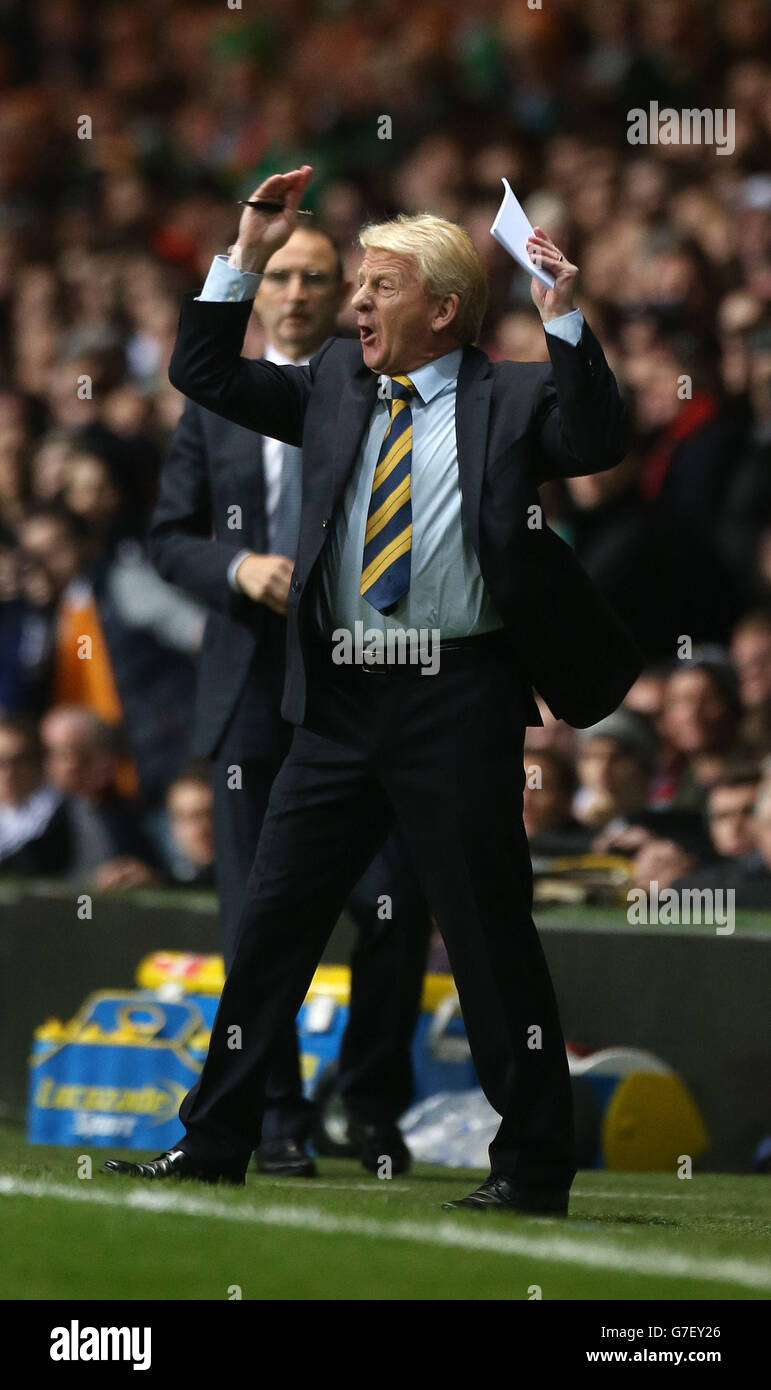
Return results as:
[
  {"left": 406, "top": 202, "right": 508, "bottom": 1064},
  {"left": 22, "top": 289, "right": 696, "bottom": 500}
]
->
[
  {"left": 227, "top": 549, "right": 253, "bottom": 592},
  {"left": 543, "top": 309, "right": 584, "bottom": 347},
  {"left": 197, "top": 255, "right": 263, "bottom": 303}
]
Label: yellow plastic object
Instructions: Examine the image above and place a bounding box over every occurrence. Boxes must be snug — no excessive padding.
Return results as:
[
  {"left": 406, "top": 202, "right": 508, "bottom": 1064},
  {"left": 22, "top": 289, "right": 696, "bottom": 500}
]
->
[
  {"left": 602, "top": 1071, "right": 709, "bottom": 1171},
  {"left": 301, "top": 965, "right": 457, "bottom": 1014},
  {"left": 34, "top": 1019, "right": 68, "bottom": 1042},
  {"left": 303, "top": 965, "right": 349, "bottom": 1002},
  {"left": 33, "top": 1019, "right": 157, "bottom": 1045},
  {"left": 135, "top": 952, "right": 457, "bottom": 1014},
  {"left": 548, "top": 853, "right": 635, "bottom": 878},
  {"left": 31, "top": 991, "right": 206, "bottom": 1064},
  {"left": 135, "top": 951, "right": 225, "bottom": 995}
]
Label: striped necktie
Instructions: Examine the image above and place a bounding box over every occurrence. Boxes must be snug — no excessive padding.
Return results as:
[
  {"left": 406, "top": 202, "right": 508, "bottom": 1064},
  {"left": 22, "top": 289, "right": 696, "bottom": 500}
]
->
[{"left": 360, "top": 374, "right": 416, "bottom": 614}]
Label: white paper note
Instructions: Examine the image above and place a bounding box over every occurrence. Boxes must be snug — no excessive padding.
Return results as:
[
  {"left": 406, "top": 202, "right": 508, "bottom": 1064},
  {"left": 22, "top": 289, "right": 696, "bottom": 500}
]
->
[{"left": 490, "top": 177, "right": 555, "bottom": 289}]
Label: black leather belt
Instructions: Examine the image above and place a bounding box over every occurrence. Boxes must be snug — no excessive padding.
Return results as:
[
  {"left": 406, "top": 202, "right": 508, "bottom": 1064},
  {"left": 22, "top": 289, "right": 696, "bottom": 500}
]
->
[{"left": 312, "top": 628, "right": 508, "bottom": 675}]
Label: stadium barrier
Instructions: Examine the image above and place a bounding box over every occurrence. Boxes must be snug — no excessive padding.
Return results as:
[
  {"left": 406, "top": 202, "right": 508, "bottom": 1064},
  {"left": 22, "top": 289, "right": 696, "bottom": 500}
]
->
[
  {"left": 27, "top": 953, "right": 709, "bottom": 1168},
  {"left": 2, "top": 881, "right": 769, "bottom": 1169},
  {"left": 27, "top": 961, "right": 477, "bottom": 1151}
]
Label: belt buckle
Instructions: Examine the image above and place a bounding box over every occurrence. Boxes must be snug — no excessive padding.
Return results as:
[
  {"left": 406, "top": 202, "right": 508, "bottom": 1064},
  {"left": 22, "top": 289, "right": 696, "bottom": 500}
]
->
[{"left": 361, "top": 645, "right": 386, "bottom": 674}]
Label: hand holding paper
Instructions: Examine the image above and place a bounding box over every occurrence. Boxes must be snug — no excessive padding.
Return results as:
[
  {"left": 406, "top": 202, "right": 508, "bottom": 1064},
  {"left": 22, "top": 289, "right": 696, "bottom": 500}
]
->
[
  {"left": 490, "top": 178, "right": 555, "bottom": 288},
  {"left": 490, "top": 178, "right": 578, "bottom": 322}
]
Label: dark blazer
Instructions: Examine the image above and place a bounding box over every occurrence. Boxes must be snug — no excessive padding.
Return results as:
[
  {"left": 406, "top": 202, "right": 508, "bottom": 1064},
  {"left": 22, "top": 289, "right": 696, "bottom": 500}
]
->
[
  {"left": 148, "top": 398, "right": 285, "bottom": 758},
  {"left": 169, "top": 297, "right": 643, "bottom": 728}
]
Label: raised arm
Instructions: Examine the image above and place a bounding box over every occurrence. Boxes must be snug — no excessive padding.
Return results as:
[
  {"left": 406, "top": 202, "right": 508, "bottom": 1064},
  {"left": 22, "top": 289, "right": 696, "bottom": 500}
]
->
[
  {"left": 524, "top": 226, "right": 629, "bottom": 482},
  {"left": 168, "top": 297, "right": 324, "bottom": 443},
  {"left": 168, "top": 164, "right": 327, "bottom": 443}
]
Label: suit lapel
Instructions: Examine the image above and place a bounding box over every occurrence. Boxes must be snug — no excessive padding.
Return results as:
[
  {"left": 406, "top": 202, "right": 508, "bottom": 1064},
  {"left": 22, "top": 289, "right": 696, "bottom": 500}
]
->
[
  {"left": 329, "top": 365, "right": 379, "bottom": 514},
  {"left": 455, "top": 345, "right": 493, "bottom": 560}
]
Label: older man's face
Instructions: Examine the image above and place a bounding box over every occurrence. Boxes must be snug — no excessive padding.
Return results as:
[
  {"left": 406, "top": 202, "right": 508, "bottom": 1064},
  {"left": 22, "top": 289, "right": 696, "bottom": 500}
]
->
[{"left": 352, "top": 249, "right": 452, "bottom": 376}]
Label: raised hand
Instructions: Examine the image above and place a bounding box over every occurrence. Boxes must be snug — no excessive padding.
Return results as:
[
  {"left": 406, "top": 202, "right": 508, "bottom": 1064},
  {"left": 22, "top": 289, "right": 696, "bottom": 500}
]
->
[
  {"left": 229, "top": 165, "right": 313, "bottom": 273},
  {"left": 526, "top": 226, "right": 578, "bottom": 323}
]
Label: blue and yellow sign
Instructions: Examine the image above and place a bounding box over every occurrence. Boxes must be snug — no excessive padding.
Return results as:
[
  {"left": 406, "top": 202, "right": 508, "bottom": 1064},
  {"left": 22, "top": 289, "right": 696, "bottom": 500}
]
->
[
  {"left": 28, "top": 959, "right": 478, "bottom": 1149},
  {"left": 28, "top": 992, "right": 205, "bottom": 1150}
]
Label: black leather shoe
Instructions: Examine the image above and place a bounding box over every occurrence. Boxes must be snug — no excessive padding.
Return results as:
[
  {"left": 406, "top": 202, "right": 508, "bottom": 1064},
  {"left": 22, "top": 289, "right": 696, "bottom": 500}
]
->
[
  {"left": 254, "top": 1139, "right": 317, "bottom": 1178},
  {"left": 101, "top": 1148, "right": 246, "bottom": 1185},
  {"left": 442, "top": 1176, "right": 569, "bottom": 1215},
  {"left": 359, "top": 1123, "right": 412, "bottom": 1176}
]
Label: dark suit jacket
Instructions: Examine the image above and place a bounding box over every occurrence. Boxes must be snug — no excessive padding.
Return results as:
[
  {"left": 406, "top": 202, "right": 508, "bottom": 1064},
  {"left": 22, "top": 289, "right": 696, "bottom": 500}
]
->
[
  {"left": 148, "top": 398, "right": 286, "bottom": 759},
  {"left": 169, "top": 297, "right": 643, "bottom": 729}
]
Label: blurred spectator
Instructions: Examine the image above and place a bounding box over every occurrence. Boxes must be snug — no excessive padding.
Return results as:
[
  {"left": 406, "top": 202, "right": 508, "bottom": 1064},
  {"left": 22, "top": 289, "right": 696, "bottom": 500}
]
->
[
  {"left": 12, "top": 505, "right": 202, "bottom": 808},
  {"left": 164, "top": 761, "right": 215, "bottom": 888},
  {"left": 731, "top": 610, "right": 771, "bottom": 754},
  {"left": 623, "top": 666, "right": 669, "bottom": 726},
  {"left": 750, "top": 780, "right": 771, "bottom": 883},
  {"left": 670, "top": 776, "right": 771, "bottom": 908},
  {"left": 39, "top": 704, "right": 159, "bottom": 887},
  {"left": 523, "top": 747, "right": 590, "bottom": 856},
  {"left": 632, "top": 837, "right": 699, "bottom": 893},
  {"left": 652, "top": 657, "right": 750, "bottom": 807},
  {"left": 703, "top": 764, "right": 763, "bottom": 861},
  {"left": 574, "top": 709, "right": 657, "bottom": 831},
  {"left": 0, "top": 713, "right": 69, "bottom": 877}
]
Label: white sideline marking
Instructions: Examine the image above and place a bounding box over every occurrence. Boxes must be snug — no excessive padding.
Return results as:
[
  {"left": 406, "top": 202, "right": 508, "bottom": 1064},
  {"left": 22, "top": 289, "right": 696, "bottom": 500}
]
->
[
  {"left": 1, "top": 1173, "right": 769, "bottom": 1291},
  {"left": 572, "top": 1190, "right": 708, "bottom": 1200},
  {"left": 260, "top": 1180, "right": 412, "bottom": 1192}
]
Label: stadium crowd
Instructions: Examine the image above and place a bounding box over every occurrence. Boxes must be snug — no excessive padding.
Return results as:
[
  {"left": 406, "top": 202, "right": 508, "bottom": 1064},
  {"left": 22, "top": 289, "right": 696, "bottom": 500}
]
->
[{"left": 0, "top": 0, "right": 769, "bottom": 907}]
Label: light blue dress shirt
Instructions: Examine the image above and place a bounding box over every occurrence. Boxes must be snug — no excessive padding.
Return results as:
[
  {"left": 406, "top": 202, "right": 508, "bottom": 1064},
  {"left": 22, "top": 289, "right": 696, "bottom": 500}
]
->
[
  {"left": 319, "top": 346, "right": 502, "bottom": 638},
  {"left": 198, "top": 255, "right": 584, "bottom": 637}
]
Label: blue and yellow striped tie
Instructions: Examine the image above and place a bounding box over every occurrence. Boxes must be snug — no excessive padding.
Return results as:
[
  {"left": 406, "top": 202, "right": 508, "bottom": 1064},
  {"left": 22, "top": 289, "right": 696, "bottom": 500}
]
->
[{"left": 360, "top": 374, "right": 416, "bottom": 614}]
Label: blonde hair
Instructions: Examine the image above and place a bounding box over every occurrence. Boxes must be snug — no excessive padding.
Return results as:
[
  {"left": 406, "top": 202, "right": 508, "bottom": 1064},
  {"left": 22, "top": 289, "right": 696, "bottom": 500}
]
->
[{"left": 358, "top": 213, "right": 489, "bottom": 344}]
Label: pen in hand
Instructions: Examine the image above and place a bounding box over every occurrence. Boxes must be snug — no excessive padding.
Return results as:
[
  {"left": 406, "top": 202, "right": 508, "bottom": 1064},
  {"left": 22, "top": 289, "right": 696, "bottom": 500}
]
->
[{"left": 238, "top": 199, "right": 314, "bottom": 217}]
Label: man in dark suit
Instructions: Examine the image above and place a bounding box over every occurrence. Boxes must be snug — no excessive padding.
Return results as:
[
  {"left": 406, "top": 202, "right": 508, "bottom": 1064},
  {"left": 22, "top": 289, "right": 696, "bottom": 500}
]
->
[
  {"left": 106, "top": 165, "right": 642, "bottom": 1212},
  {"left": 148, "top": 226, "right": 430, "bottom": 1177}
]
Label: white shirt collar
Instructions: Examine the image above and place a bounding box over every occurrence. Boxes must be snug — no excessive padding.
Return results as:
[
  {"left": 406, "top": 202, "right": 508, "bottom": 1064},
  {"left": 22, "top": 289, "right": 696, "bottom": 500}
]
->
[
  {"left": 378, "top": 346, "right": 463, "bottom": 406},
  {"left": 265, "top": 341, "right": 310, "bottom": 368}
]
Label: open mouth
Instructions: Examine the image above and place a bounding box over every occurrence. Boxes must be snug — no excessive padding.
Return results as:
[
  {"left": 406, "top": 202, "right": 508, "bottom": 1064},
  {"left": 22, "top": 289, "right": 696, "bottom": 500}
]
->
[{"left": 359, "top": 325, "right": 377, "bottom": 347}]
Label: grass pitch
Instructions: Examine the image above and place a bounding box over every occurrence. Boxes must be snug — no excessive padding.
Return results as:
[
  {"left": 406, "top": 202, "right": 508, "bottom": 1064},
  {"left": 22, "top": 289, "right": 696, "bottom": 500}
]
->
[{"left": 0, "top": 1124, "right": 768, "bottom": 1300}]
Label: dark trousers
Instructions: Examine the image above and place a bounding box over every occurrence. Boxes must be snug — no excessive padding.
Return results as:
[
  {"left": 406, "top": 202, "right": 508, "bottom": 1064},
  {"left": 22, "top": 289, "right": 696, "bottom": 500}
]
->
[
  {"left": 212, "top": 740, "right": 311, "bottom": 1142},
  {"left": 185, "top": 644, "right": 575, "bottom": 1190},
  {"left": 340, "top": 836, "right": 430, "bottom": 1124},
  {"left": 212, "top": 713, "right": 429, "bottom": 1141}
]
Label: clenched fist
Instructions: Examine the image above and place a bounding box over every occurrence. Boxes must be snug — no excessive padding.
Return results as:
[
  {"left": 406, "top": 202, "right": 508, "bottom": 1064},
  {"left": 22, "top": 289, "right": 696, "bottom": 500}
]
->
[{"left": 233, "top": 553, "right": 294, "bottom": 614}]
